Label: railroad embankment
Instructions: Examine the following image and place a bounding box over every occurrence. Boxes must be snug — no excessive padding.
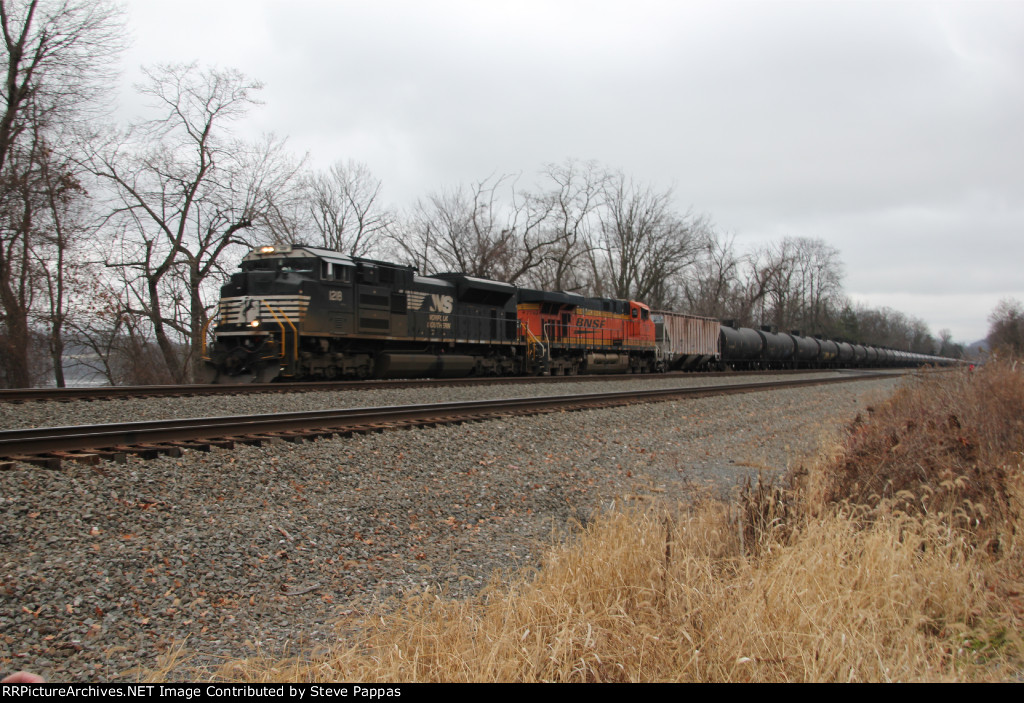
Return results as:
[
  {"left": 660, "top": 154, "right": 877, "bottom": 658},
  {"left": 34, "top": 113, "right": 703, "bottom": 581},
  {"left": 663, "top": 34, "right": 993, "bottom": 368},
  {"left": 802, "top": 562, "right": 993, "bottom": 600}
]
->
[{"left": 211, "top": 362, "right": 1024, "bottom": 682}]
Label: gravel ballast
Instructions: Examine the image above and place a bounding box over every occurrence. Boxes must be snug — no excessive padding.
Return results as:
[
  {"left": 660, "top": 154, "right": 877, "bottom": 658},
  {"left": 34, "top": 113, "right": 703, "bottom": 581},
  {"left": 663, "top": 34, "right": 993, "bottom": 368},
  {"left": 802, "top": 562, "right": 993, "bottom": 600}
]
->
[
  {"left": 1, "top": 374, "right": 902, "bottom": 681},
  {"left": 0, "top": 371, "right": 873, "bottom": 430}
]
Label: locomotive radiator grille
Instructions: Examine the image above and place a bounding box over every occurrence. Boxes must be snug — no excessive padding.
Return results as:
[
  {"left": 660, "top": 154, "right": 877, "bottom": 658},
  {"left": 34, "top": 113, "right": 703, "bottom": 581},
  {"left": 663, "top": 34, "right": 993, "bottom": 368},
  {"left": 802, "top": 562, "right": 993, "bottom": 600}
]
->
[{"left": 218, "top": 295, "right": 311, "bottom": 326}]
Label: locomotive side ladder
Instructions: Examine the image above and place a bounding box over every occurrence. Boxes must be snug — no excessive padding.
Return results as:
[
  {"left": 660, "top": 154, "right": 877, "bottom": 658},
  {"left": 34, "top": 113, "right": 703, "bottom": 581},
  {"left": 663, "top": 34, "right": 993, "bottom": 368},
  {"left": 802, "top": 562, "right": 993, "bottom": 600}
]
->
[{"left": 521, "top": 322, "right": 549, "bottom": 375}]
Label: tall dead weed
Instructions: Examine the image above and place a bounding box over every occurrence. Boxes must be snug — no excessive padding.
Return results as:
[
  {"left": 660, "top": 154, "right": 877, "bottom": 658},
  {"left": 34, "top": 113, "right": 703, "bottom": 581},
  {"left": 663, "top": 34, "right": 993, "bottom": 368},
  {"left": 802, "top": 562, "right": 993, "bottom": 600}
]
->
[{"left": 795, "top": 362, "right": 1024, "bottom": 549}]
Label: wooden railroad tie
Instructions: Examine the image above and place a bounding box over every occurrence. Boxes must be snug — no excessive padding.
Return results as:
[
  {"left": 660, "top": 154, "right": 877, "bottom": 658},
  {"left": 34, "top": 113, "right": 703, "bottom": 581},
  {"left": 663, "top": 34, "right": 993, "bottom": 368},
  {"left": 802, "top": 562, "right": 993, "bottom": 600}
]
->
[
  {"left": 113, "top": 444, "right": 182, "bottom": 459},
  {"left": 6, "top": 455, "right": 62, "bottom": 470},
  {"left": 48, "top": 451, "right": 101, "bottom": 466}
]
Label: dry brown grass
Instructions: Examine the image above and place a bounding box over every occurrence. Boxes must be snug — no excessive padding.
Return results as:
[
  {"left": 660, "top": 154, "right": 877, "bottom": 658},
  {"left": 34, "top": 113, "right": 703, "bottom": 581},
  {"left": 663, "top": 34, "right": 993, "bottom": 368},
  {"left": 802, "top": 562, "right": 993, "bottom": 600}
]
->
[
  {"left": 185, "top": 362, "right": 1024, "bottom": 683},
  {"left": 801, "top": 363, "right": 1024, "bottom": 540}
]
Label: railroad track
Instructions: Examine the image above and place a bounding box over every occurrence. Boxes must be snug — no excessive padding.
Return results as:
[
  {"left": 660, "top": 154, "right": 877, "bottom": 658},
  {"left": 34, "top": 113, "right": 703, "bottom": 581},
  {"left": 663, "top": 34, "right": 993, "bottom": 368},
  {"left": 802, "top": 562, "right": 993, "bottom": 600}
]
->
[
  {"left": 0, "top": 371, "right": 902, "bottom": 469},
  {"left": 0, "top": 368, "right": 848, "bottom": 404}
]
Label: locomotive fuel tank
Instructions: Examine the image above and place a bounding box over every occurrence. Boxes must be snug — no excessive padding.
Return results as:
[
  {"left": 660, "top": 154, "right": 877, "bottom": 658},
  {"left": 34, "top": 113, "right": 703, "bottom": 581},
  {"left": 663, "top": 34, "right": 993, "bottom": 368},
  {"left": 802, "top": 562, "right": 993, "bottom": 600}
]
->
[{"left": 374, "top": 353, "right": 478, "bottom": 378}]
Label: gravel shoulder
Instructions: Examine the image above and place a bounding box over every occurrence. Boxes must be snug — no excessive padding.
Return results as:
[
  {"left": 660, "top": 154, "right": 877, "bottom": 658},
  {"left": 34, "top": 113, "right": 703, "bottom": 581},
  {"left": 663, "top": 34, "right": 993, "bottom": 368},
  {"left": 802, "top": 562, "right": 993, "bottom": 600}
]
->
[{"left": 1, "top": 374, "right": 902, "bottom": 682}]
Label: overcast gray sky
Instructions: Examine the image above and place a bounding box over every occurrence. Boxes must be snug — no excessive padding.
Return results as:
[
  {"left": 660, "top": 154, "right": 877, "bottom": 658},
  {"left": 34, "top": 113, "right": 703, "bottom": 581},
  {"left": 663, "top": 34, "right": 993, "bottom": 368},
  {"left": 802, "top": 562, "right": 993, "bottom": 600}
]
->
[{"left": 116, "top": 0, "right": 1024, "bottom": 344}]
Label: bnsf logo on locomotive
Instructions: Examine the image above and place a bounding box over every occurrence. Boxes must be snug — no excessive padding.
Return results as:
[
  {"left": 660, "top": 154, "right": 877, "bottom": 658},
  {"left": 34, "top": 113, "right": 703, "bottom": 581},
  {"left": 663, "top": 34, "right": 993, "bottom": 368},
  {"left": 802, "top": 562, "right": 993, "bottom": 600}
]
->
[{"left": 578, "top": 317, "right": 604, "bottom": 329}]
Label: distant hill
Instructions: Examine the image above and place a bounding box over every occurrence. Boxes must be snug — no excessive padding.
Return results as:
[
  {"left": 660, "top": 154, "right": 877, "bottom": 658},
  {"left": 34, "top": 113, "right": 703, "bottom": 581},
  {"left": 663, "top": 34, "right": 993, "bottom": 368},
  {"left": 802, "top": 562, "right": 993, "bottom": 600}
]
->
[{"left": 965, "top": 339, "right": 988, "bottom": 360}]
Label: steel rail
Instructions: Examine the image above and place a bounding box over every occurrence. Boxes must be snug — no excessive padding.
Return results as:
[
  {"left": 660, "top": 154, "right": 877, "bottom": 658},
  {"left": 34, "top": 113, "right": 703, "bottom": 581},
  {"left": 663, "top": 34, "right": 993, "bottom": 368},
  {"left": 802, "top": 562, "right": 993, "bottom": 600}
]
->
[
  {"left": 0, "top": 368, "right": 879, "bottom": 404},
  {"left": 0, "top": 373, "right": 671, "bottom": 403},
  {"left": 0, "top": 372, "right": 899, "bottom": 460}
]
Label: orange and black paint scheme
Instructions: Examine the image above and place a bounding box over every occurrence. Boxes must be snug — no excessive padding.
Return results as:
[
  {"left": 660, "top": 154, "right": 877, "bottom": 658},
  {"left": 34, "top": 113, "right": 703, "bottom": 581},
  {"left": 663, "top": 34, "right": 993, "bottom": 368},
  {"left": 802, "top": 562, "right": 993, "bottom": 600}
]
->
[{"left": 515, "top": 288, "right": 658, "bottom": 375}]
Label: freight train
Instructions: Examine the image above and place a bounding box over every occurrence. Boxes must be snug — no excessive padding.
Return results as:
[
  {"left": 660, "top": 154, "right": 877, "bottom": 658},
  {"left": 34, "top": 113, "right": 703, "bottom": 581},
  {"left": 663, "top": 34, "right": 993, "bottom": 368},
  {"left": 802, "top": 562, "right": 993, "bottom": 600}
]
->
[{"left": 200, "top": 244, "right": 956, "bottom": 383}]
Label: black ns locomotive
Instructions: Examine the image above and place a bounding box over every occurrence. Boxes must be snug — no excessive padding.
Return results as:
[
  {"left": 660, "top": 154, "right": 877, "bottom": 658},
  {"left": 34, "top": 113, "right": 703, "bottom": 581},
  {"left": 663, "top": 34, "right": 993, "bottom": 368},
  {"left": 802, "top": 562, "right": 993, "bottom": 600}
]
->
[{"left": 201, "top": 244, "right": 523, "bottom": 383}]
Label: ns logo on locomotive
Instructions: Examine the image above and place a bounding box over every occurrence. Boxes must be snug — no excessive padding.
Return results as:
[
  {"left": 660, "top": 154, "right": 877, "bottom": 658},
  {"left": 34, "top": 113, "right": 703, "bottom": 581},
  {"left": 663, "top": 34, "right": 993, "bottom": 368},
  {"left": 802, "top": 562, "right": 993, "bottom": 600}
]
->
[{"left": 200, "top": 244, "right": 957, "bottom": 384}]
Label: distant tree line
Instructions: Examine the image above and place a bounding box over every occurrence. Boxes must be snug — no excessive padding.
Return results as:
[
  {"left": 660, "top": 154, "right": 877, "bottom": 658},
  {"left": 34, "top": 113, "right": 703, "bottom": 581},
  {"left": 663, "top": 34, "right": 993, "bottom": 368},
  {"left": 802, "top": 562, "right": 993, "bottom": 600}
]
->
[
  {"left": 987, "top": 298, "right": 1024, "bottom": 357},
  {"left": 0, "top": 0, "right": 966, "bottom": 388}
]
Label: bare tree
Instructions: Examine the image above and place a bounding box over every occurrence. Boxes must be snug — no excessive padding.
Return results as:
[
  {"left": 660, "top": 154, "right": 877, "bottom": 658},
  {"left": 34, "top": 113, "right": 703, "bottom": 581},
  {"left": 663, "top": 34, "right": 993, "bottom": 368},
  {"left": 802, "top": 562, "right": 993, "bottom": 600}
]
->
[
  {"left": 520, "top": 159, "right": 607, "bottom": 292},
  {"left": 843, "top": 303, "right": 936, "bottom": 352},
  {"left": 394, "top": 174, "right": 546, "bottom": 282},
  {"left": 793, "top": 238, "right": 843, "bottom": 332},
  {"left": 29, "top": 120, "right": 93, "bottom": 386},
  {"left": 66, "top": 275, "right": 178, "bottom": 386},
  {"left": 987, "top": 298, "right": 1024, "bottom": 356},
  {"left": 0, "top": 0, "right": 123, "bottom": 173},
  {"left": 682, "top": 231, "right": 745, "bottom": 319},
  {"left": 0, "top": 0, "right": 122, "bottom": 387},
  {"left": 936, "top": 328, "right": 963, "bottom": 359},
  {"left": 0, "top": 122, "right": 41, "bottom": 386},
  {"left": 592, "top": 173, "right": 706, "bottom": 307},
  {"left": 746, "top": 237, "right": 843, "bottom": 333},
  {"left": 747, "top": 239, "right": 798, "bottom": 329},
  {"left": 397, "top": 177, "right": 510, "bottom": 277},
  {"left": 88, "top": 63, "right": 302, "bottom": 382},
  {"left": 293, "top": 160, "right": 394, "bottom": 256},
  {"left": 0, "top": 106, "right": 95, "bottom": 388}
]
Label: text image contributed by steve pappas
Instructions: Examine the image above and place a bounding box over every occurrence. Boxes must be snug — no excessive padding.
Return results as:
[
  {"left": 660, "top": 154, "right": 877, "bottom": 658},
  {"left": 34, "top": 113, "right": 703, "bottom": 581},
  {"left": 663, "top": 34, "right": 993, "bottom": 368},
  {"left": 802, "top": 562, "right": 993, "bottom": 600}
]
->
[{"left": 0, "top": 684, "right": 405, "bottom": 699}]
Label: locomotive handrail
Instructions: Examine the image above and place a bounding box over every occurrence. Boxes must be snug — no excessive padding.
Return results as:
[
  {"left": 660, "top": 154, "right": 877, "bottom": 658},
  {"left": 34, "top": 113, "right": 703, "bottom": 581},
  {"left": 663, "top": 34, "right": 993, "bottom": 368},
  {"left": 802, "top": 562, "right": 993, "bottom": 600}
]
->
[
  {"left": 263, "top": 304, "right": 289, "bottom": 360},
  {"left": 262, "top": 301, "right": 299, "bottom": 366},
  {"left": 541, "top": 322, "right": 653, "bottom": 349},
  {"left": 520, "top": 321, "right": 547, "bottom": 363},
  {"left": 542, "top": 322, "right": 591, "bottom": 347}
]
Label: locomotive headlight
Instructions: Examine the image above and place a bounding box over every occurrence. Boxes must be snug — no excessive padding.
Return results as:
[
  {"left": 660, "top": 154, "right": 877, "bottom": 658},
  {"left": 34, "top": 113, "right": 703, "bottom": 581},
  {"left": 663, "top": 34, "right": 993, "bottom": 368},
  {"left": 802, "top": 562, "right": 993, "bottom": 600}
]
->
[
  {"left": 258, "top": 246, "right": 276, "bottom": 254},
  {"left": 249, "top": 320, "right": 261, "bottom": 327}
]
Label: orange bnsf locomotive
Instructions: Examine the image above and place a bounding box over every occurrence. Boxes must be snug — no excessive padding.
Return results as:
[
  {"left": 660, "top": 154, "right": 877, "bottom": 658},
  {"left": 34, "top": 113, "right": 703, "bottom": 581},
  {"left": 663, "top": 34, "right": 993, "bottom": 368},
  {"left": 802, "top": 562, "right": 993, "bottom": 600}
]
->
[
  {"left": 201, "top": 244, "right": 955, "bottom": 383},
  {"left": 515, "top": 290, "right": 657, "bottom": 375}
]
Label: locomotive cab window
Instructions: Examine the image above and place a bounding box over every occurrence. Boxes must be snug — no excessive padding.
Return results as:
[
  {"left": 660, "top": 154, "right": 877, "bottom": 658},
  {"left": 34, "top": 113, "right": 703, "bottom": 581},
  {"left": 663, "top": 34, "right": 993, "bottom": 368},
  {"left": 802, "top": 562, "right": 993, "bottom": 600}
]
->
[
  {"left": 281, "top": 259, "right": 314, "bottom": 273},
  {"left": 321, "top": 262, "right": 351, "bottom": 282},
  {"left": 243, "top": 259, "right": 278, "bottom": 271}
]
